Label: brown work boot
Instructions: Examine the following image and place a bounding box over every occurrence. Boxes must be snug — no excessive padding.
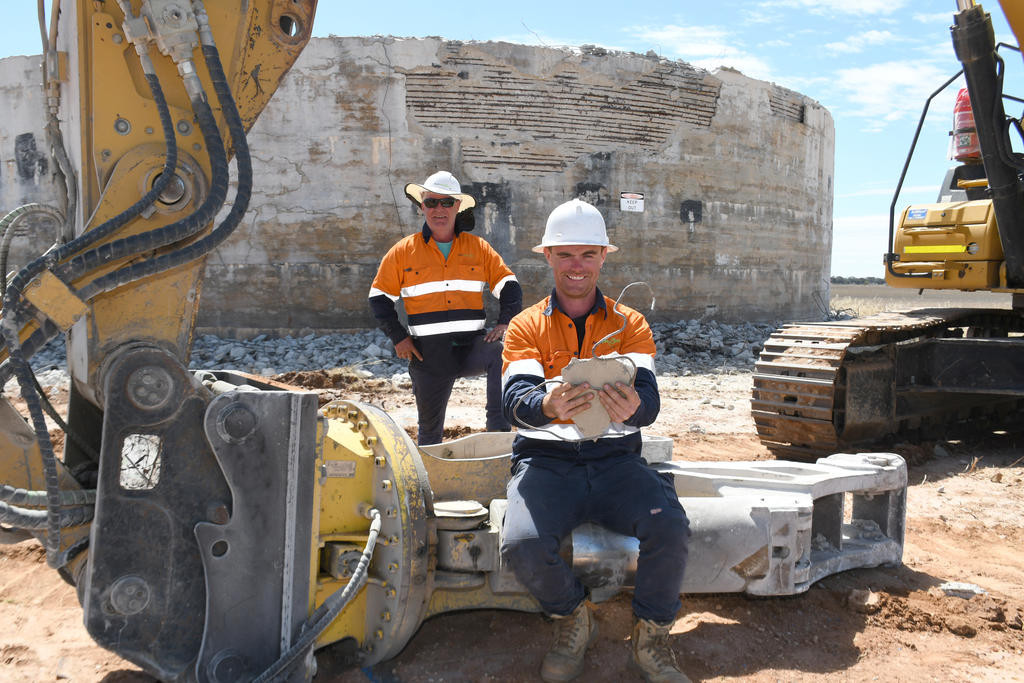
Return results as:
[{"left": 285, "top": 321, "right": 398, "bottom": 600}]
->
[
  {"left": 540, "top": 601, "right": 598, "bottom": 682},
  {"left": 630, "top": 617, "right": 691, "bottom": 682}
]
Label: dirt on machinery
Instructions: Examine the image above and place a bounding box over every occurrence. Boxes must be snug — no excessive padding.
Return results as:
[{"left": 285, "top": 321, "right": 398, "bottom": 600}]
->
[{"left": 1, "top": 371, "right": 1022, "bottom": 682}]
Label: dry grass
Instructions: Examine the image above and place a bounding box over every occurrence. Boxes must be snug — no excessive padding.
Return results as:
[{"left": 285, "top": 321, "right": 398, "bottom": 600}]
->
[{"left": 829, "top": 284, "right": 1014, "bottom": 317}]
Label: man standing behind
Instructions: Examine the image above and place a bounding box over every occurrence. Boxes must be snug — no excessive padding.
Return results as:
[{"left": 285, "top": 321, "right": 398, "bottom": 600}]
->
[
  {"left": 369, "top": 171, "right": 522, "bottom": 445},
  {"left": 500, "top": 198, "right": 691, "bottom": 682}
]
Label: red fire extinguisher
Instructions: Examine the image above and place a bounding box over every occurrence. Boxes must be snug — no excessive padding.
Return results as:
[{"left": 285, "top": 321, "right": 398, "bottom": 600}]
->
[{"left": 953, "top": 87, "right": 981, "bottom": 162}]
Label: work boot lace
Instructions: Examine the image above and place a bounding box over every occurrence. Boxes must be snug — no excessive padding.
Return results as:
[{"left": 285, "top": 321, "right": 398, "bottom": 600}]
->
[
  {"left": 541, "top": 602, "right": 596, "bottom": 682},
  {"left": 633, "top": 618, "right": 690, "bottom": 682},
  {"left": 552, "top": 604, "right": 589, "bottom": 652},
  {"left": 646, "top": 628, "right": 678, "bottom": 670}
]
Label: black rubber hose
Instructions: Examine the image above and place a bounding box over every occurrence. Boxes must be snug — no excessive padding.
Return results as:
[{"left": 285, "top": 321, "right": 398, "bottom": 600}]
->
[
  {"left": 56, "top": 91, "right": 228, "bottom": 286},
  {"left": 75, "top": 43, "right": 251, "bottom": 301},
  {"left": 0, "top": 318, "right": 61, "bottom": 388},
  {"left": 0, "top": 499, "right": 94, "bottom": 529},
  {"left": 3, "top": 72, "right": 178, "bottom": 305},
  {"left": 0, "top": 484, "right": 95, "bottom": 507},
  {"left": 0, "top": 342, "right": 63, "bottom": 564},
  {"left": 0, "top": 204, "right": 64, "bottom": 298},
  {"left": 253, "top": 509, "right": 382, "bottom": 683},
  {"left": 31, "top": 370, "right": 101, "bottom": 463}
]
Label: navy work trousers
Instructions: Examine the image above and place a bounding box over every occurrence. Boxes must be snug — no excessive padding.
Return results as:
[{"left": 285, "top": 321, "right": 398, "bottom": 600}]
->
[
  {"left": 407, "top": 335, "right": 509, "bottom": 445},
  {"left": 500, "top": 453, "right": 690, "bottom": 623}
]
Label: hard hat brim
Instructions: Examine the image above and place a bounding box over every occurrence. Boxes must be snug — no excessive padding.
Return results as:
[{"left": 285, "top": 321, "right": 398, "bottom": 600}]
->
[
  {"left": 404, "top": 183, "right": 476, "bottom": 211},
  {"left": 532, "top": 241, "right": 618, "bottom": 254}
]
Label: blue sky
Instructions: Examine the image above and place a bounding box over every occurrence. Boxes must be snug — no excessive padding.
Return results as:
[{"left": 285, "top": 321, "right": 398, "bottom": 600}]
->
[{"left": 2, "top": 1, "right": 1020, "bottom": 276}]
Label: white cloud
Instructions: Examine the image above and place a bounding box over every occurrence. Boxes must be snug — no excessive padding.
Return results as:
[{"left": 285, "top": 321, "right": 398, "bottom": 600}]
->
[
  {"left": 913, "top": 12, "right": 953, "bottom": 24},
  {"left": 759, "top": 0, "right": 907, "bottom": 16},
  {"left": 832, "top": 61, "right": 958, "bottom": 131},
  {"left": 825, "top": 30, "right": 898, "bottom": 54},
  {"left": 627, "top": 24, "right": 772, "bottom": 79}
]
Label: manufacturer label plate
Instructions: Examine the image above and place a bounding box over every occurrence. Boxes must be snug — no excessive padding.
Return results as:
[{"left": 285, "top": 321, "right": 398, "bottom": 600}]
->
[{"left": 324, "top": 460, "right": 357, "bottom": 478}]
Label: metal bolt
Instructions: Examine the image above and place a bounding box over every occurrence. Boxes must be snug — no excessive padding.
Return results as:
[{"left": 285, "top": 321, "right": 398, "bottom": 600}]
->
[
  {"left": 126, "top": 365, "right": 174, "bottom": 410},
  {"left": 347, "top": 410, "right": 359, "bottom": 420},
  {"left": 386, "top": 507, "right": 397, "bottom": 518},
  {"left": 113, "top": 34, "right": 124, "bottom": 44},
  {"left": 176, "top": 119, "right": 193, "bottom": 135},
  {"left": 388, "top": 563, "right": 399, "bottom": 574},
  {"left": 216, "top": 403, "right": 259, "bottom": 444},
  {"left": 381, "top": 610, "right": 391, "bottom": 622},
  {"left": 375, "top": 629, "right": 384, "bottom": 640},
  {"left": 109, "top": 575, "right": 150, "bottom": 615},
  {"left": 374, "top": 456, "right": 386, "bottom": 468},
  {"left": 207, "top": 502, "right": 230, "bottom": 525},
  {"left": 114, "top": 117, "right": 131, "bottom": 135},
  {"left": 156, "top": 173, "right": 187, "bottom": 206},
  {"left": 380, "top": 480, "right": 392, "bottom": 491},
  {"left": 356, "top": 420, "right": 368, "bottom": 431},
  {"left": 386, "top": 587, "right": 397, "bottom": 599},
  {"left": 366, "top": 436, "right": 378, "bottom": 446}
]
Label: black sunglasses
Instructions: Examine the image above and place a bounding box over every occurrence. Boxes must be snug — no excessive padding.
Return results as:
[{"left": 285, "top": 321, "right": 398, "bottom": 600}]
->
[{"left": 422, "top": 197, "right": 456, "bottom": 208}]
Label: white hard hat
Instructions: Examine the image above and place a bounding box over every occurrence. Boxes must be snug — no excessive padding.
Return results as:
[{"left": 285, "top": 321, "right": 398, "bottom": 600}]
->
[
  {"left": 532, "top": 198, "right": 618, "bottom": 253},
  {"left": 404, "top": 171, "right": 476, "bottom": 210}
]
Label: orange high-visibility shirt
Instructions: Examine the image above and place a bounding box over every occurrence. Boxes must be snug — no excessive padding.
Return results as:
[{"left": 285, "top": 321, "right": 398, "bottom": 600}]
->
[
  {"left": 369, "top": 231, "right": 517, "bottom": 337},
  {"left": 501, "top": 292, "right": 656, "bottom": 441}
]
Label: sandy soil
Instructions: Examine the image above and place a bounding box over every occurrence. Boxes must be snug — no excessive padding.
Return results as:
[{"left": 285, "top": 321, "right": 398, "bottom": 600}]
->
[{"left": 1, "top": 371, "right": 1023, "bottom": 682}]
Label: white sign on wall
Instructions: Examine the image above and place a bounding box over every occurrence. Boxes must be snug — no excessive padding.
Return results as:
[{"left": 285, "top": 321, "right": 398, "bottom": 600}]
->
[{"left": 620, "top": 191, "right": 645, "bottom": 213}]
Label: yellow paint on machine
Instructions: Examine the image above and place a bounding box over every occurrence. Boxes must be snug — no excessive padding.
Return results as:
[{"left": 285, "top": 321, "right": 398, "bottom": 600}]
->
[{"left": 904, "top": 244, "right": 968, "bottom": 254}]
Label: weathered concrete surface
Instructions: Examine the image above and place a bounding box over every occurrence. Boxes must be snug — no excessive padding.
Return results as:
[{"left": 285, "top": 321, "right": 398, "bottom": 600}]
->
[
  {"left": 0, "top": 38, "right": 833, "bottom": 336},
  {"left": 0, "top": 55, "right": 65, "bottom": 272}
]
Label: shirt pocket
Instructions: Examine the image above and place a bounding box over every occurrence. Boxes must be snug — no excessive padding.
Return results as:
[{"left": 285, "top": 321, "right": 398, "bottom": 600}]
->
[{"left": 542, "top": 350, "right": 575, "bottom": 379}]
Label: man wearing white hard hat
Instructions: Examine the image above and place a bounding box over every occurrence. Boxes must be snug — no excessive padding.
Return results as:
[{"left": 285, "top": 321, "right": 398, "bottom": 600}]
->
[
  {"left": 500, "top": 198, "right": 691, "bottom": 682},
  {"left": 369, "top": 171, "right": 522, "bottom": 445}
]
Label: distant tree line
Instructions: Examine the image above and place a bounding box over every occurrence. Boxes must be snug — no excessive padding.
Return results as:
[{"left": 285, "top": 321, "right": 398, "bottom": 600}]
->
[{"left": 830, "top": 276, "right": 885, "bottom": 285}]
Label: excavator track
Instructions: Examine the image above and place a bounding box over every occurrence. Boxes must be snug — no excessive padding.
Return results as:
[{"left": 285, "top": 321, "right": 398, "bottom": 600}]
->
[{"left": 751, "top": 308, "right": 1024, "bottom": 459}]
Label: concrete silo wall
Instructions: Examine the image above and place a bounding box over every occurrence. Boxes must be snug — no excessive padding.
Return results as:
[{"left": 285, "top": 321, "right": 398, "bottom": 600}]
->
[{"left": 0, "top": 38, "right": 834, "bottom": 336}]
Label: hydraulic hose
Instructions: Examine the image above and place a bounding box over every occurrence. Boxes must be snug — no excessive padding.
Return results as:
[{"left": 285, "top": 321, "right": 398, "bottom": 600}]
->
[
  {"left": 0, "top": 499, "right": 94, "bottom": 530},
  {"left": 55, "top": 94, "right": 226, "bottom": 287},
  {"left": 75, "top": 39, "right": 252, "bottom": 301},
  {"left": 253, "top": 509, "right": 383, "bottom": 683},
  {"left": 3, "top": 71, "right": 179, "bottom": 309},
  {"left": 0, "top": 340, "right": 66, "bottom": 566},
  {"left": 0, "top": 203, "right": 64, "bottom": 297},
  {"left": 0, "top": 318, "right": 61, "bottom": 388},
  {"left": 0, "top": 484, "right": 95, "bottom": 507}
]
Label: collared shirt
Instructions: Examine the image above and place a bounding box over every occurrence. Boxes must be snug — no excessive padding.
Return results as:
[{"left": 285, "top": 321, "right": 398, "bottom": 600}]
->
[
  {"left": 368, "top": 224, "right": 520, "bottom": 342},
  {"left": 501, "top": 287, "right": 659, "bottom": 454}
]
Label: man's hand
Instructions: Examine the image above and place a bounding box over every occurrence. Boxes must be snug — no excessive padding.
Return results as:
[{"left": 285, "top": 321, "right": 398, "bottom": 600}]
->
[
  {"left": 541, "top": 382, "right": 594, "bottom": 421},
  {"left": 597, "top": 382, "right": 641, "bottom": 423},
  {"left": 484, "top": 324, "right": 508, "bottom": 343},
  {"left": 394, "top": 337, "right": 423, "bottom": 362}
]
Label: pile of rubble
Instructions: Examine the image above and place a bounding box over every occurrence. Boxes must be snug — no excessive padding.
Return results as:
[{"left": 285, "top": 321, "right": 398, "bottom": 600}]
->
[{"left": 22, "top": 319, "right": 778, "bottom": 384}]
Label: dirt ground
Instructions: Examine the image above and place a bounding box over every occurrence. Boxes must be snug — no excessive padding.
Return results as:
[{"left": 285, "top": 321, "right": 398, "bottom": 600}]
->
[{"left": 1, "top": 371, "right": 1023, "bottom": 682}]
